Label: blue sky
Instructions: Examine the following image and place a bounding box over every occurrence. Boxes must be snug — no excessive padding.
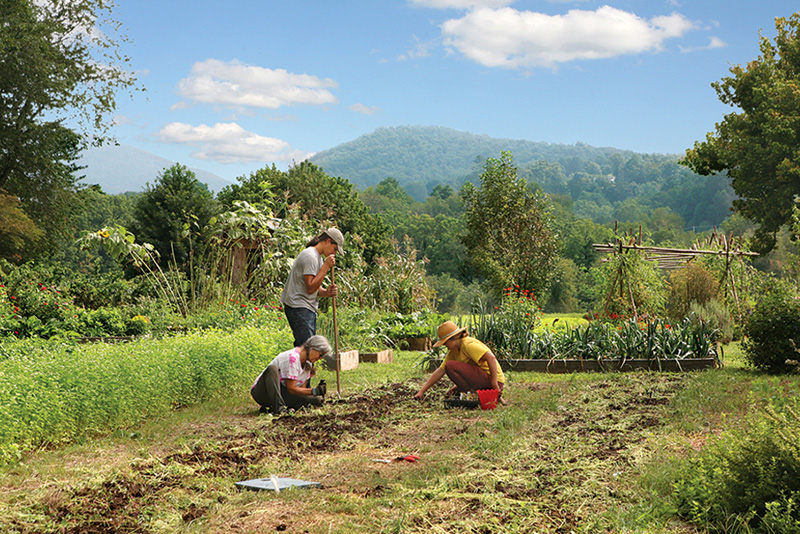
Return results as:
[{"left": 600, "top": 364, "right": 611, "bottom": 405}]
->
[{"left": 107, "top": 0, "right": 798, "bottom": 182}]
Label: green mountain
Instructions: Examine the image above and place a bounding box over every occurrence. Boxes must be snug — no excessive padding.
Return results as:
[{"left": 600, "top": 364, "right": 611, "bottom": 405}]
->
[
  {"left": 309, "top": 125, "right": 637, "bottom": 194},
  {"left": 309, "top": 125, "right": 734, "bottom": 232}
]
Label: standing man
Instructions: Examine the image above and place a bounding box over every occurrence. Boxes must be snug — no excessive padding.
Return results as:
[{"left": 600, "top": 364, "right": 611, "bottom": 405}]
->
[{"left": 280, "top": 227, "right": 344, "bottom": 347}]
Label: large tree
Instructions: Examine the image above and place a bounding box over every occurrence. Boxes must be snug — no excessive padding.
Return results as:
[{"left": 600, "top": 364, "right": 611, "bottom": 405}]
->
[
  {"left": 130, "top": 165, "right": 219, "bottom": 271},
  {"left": 682, "top": 13, "right": 800, "bottom": 253},
  {"left": 461, "top": 151, "right": 560, "bottom": 297},
  {"left": 0, "top": 0, "right": 136, "bottom": 257},
  {"left": 219, "top": 161, "right": 392, "bottom": 265}
]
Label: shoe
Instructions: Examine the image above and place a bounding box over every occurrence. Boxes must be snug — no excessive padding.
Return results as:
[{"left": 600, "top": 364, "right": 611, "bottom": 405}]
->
[
  {"left": 259, "top": 406, "right": 269, "bottom": 414},
  {"left": 270, "top": 406, "right": 286, "bottom": 416}
]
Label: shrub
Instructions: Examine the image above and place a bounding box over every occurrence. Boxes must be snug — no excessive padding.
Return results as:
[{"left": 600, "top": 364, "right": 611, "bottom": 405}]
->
[
  {"left": 667, "top": 263, "right": 720, "bottom": 319},
  {"left": 689, "top": 299, "right": 735, "bottom": 344},
  {"left": 79, "top": 307, "right": 127, "bottom": 337},
  {"left": 0, "top": 264, "right": 83, "bottom": 338},
  {"left": 742, "top": 288, "right": 800, "bottom": 373},
  {"left": 672, "top": 401, "right": 800, "bottom": 532},
  {"left": 125, "top": 315, "right": 151, "bottom": 336}
]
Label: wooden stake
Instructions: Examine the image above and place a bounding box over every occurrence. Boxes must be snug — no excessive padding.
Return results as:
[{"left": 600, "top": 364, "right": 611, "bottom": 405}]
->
[{"left": 331, "top": 265, "right": 341, "bottom": 397}]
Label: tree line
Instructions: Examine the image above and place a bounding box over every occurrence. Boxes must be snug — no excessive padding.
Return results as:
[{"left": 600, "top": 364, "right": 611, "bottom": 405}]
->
[{"left": 3, "top": 0, "right": 800, "bottom": 318}]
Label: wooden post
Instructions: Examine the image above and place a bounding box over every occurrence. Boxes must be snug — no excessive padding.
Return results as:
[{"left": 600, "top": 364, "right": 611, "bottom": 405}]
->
[{"left": 331, "top": 265, "right": 341, "bottom": 397}]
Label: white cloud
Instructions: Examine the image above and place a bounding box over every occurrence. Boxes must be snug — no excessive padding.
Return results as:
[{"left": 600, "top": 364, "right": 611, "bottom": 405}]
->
[
  {"left": 112, "top": 114, "right": 147, "bottom": 129},
  {"left": 708, "top": 36, "right": 727, "bottom": 49},
  {"left": 679, "top": 36, "right": 727, "bottom": 53},
  {"left": 170, "top": 101, "right": 190, "bottom": 111},
  {"left": 350, "top": 103, "right": 380, "bottom": 115},
  {"left": 176, "top": 59, "right": 339, "bottom": 109},
  {"left": 398, "top": 35, "right": 436, "bottom": 60},
  {"left": 157, "top": 122, "right": 310, "bottom": 164},
  {"left": 441, "top": 6, "right": 696, "bottom": 69},
  {"left": 410, "top": 0, "right": 512, "bottom": 9}
]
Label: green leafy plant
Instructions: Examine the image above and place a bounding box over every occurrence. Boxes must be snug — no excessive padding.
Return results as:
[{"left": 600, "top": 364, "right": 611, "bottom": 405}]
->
[
  {"left": 468, "top": 286, "right": 543, "bottom": 359},
  {"left": 0, "top": 262, "right": 82, "bottom": 338},
  {"left": 0, "top": 322, "right": 292, "bottom": 466},
  {"left": 672, "top": 400, "right": 800, "bottom": 532},
  {"left": 742, "top": 285, "right": 800, "bottom": 373},
  {"left": 78, "top": 225, "right": 187, "bottom": 315}
]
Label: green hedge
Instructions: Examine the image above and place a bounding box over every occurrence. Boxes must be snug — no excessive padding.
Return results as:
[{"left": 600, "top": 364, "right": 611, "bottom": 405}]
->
[{"left": 0, "top": 326, "right": 292, "bottom": 466}]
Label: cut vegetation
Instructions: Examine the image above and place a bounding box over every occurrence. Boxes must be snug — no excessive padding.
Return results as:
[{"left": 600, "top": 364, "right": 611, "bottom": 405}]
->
[{"left": 2, "top": 345, "right": 795, "bottom": 534}]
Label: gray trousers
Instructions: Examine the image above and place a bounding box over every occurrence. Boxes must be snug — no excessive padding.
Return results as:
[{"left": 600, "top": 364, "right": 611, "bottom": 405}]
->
[{"left": 251, "top": 362, "right": 323, "bottom": 414}]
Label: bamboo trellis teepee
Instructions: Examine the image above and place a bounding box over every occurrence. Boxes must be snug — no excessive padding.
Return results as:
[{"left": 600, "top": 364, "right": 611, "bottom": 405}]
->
[{"left": 592, "top": 225, "right": 758, "bottom": 321}]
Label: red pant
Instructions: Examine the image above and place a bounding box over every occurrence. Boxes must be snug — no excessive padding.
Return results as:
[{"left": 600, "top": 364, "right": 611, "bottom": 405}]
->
[{"left": 444, "top": 360, "right": 503, "bottom": 393}]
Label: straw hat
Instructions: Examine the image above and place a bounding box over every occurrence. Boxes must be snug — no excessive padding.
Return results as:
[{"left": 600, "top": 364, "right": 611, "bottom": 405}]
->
[{"left": 432, "top": 320, "right": 466, "bottom": 348}]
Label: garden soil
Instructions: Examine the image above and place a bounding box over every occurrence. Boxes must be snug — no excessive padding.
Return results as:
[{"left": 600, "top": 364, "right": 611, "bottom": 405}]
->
[{"left": 1, "top": 375, "right": 702, "bottom": 533}]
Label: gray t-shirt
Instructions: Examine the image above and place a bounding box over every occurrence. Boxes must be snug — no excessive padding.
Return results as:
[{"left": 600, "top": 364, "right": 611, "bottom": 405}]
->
[{"left": 280, "top": 247, "right": 324, "bottom": 312}]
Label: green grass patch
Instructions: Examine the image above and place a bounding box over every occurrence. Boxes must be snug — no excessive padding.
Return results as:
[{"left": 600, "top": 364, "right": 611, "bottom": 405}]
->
[
  {"left": 3, "top": 331, "right": 800, "bottom": 533},
  {"left": 0, "top": 323, "right": 292, "bottom": 465}
]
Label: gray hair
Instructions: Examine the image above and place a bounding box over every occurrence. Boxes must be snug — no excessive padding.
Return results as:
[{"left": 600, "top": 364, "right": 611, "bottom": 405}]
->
[{"left": 303, "top": 335, "right": 332, "bottom": 358}]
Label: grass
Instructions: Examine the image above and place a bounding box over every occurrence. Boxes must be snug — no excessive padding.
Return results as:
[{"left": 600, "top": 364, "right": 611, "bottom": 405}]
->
[
  {"left": 538, "top": 312, "right": 590, "bottom": 332},
  {"left": 1, "top": 336, "right": 798, "bottom": 533}
]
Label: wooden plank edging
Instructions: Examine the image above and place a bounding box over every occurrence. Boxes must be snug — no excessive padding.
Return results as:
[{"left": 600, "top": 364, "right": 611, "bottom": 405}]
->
[{"left": 427, "top": 358, "right": 719, "bottom": 373}]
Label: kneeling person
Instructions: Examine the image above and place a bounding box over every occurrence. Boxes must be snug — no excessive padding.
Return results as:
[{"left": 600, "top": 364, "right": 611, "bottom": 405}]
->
[
  {"left": 251, "top": 335, "right": 331, "bottom": 415},
  {"left": 414, "top": 321, "right": 505, "bottom": 400}
]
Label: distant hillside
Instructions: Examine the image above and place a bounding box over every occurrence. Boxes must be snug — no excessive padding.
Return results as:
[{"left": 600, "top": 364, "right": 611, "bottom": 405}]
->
[
  {"left": 75, "top": 144, "right": 233, "bottom": 194},
  {"left": 309, "top": 125, "right": 643, "bottom": 197},
  {"left": 309, "top": 125, "right": 734, "bottom": 231}
]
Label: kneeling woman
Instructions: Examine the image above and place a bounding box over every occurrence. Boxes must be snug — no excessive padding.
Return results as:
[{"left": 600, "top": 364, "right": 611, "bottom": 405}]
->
[
  {"left": 251, "top": 335, "right": 331, "bottom": 415},
  {"left": 414, "top": 321, "right": 505, "bottom": 400}
]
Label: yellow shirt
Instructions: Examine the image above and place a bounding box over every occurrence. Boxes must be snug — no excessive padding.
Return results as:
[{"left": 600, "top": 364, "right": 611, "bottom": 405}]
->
[{"left": 441, "top": 336, "right": 505, "bottom": 384}]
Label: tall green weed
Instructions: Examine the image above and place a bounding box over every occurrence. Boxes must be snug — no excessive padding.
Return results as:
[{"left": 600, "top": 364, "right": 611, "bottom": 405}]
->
[{"left": 0, "top": 325, "right": 292, "bottom": 466}]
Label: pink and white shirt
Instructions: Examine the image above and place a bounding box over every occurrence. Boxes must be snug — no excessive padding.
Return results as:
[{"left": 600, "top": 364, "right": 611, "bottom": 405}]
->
[{"left": 251, "top": 347, "right": 313, "bottom": 391}]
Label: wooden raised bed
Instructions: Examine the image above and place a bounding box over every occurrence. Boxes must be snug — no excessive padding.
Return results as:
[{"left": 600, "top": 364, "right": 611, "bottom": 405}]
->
[
  {"left": 427, "top": 357, "right": 719, "bottom": 373},
  {"left": 360, "top": 348, "right": 394, "bottom": 364},
  {"left": 326, "top": 350, "right": 360, "bottom": 371},
  {"left": 397, "top": 337, "right": 431, "bottom": 351}
]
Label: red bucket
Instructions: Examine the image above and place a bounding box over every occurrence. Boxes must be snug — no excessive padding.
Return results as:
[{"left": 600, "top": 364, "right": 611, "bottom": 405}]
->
[{"left": 477, "top": 389, "right": 500, "bottom": 410}]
